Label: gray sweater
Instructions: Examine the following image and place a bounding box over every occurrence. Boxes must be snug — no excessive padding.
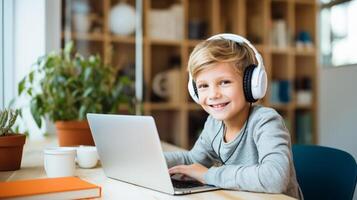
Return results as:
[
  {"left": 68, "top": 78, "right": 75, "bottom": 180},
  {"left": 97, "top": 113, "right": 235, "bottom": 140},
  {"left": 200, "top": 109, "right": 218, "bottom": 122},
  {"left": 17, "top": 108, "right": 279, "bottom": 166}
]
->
[{"left": 164, "top": 105, "right": 301, "bottom": 199}]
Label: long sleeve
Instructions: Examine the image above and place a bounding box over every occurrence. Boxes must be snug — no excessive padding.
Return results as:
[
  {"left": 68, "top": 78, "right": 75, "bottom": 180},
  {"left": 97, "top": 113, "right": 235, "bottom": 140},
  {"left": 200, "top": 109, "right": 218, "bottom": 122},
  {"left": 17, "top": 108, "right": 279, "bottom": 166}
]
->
[{"left": 204, "top": 108, "right": 292, "bottom": 194}]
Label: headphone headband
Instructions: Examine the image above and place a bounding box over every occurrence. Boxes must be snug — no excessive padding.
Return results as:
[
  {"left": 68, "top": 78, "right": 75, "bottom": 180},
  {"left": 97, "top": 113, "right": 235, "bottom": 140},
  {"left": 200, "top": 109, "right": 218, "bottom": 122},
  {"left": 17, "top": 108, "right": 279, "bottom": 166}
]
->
[{"left": 207, "top": 33, "right": 265, "bottom": 87}]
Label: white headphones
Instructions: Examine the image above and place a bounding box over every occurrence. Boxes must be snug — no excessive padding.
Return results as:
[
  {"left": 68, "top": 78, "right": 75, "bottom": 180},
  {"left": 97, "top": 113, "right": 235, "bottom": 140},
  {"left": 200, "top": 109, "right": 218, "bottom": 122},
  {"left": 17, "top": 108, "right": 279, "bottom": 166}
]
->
[{"left": 188, "top": 33, "right": 267, "bottom": 103}]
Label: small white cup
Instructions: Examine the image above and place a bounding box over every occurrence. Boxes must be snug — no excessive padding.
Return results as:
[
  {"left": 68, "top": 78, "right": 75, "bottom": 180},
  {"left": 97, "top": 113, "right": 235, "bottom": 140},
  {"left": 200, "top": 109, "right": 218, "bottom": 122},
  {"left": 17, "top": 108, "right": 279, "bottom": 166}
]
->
[
  {"left": 76, "top": 145, "right": 98, "bottom": 169},
  {"left": 44, "top": 147, "right": 76, "bottom": 178}
]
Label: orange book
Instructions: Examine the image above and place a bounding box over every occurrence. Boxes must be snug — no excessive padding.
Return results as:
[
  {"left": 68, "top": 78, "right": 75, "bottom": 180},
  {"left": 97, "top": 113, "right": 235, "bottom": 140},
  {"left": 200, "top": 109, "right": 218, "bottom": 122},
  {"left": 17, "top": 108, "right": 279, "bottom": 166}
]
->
[{"left": 0, "top": 176, "right": 101, "bottom": 200}]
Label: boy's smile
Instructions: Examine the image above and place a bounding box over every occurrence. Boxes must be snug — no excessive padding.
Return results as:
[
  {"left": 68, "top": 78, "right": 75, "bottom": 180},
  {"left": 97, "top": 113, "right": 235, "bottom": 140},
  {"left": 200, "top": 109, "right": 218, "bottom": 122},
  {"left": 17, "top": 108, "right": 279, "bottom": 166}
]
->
[{"left": 195, "top": 62, "right": 249, "bottom": 125}]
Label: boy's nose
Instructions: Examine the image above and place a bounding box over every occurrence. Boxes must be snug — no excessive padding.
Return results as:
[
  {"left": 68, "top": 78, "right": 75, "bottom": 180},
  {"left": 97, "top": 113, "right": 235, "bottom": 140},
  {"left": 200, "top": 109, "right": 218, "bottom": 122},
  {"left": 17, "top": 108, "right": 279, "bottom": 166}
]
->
[{"left": 208, "top": 86, "right": 221, "bottom": 100}]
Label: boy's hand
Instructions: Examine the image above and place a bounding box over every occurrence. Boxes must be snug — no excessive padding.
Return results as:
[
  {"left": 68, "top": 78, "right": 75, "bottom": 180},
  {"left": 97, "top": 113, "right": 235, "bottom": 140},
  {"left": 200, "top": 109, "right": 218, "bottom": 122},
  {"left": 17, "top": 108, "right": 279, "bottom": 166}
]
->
[{"left": 168, "top": 163, "right": 208, "bottom": 184}]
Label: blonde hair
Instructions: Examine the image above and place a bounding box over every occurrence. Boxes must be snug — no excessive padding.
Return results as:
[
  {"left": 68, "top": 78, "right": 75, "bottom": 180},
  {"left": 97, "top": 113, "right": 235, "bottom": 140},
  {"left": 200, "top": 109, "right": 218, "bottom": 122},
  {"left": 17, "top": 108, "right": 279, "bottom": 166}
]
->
[{"left": 187, "top": 39, "right": 257, "bottom": 79}]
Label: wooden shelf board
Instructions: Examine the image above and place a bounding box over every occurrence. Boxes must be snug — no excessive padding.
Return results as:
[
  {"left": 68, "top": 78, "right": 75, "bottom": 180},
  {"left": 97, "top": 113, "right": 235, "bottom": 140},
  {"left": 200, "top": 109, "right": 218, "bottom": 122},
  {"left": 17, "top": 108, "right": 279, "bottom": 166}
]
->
[
  {"left": 147, "top": 39, "right": 183, "bottom": 46},
  {"left": 187, "top": 39, "right": 204, "bottom": 47},
  {"left": 269, "top": 46, "right": 293, "bottom": 54},
  {"left": 294, "top": 47, "right": 316, "bottom": 56},
  {"left": 110, "top": 35, "right": 136, "bottom": 44},
  {"left": 269, "top": 103, "right": 294, "bottom": 110},
  {"left": 295, "top": 104, "right": 313, "bottom": 110},
  {"left": 187, "top": 103, "right": 202, "bottom": 111},
  {"left": 144, "top": 102, "right": 183, "bottom": 110},
  {"left": 254, "top": 45, "right": 268, "bottom": 53},
  {"left": 61, "top": 32, "right": 104, "bottom": 42},
  {"left": 294, "top": 0, "right": 317, "bottom": 5}
]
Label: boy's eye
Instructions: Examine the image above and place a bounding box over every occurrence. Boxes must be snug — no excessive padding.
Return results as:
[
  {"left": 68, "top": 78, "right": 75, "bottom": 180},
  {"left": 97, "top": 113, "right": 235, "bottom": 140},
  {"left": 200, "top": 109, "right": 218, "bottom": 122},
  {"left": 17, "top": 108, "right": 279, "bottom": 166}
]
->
[
  {"left": 197, "top": 83, "right": 208, "bottom": 89},
  {"left": 220, "top": 80, "right": 231, "bottom": 85}
]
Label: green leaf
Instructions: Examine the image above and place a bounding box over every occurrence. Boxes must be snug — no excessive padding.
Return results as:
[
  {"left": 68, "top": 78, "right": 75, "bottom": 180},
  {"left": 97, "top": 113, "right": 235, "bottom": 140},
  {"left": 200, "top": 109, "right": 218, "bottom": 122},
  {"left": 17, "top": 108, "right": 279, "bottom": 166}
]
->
[
  {"left": 79, "top": 105, "right": 87, "bottom": 120},
  {"left": 84, "top": 67, "right": 92, "bottom": 81},
  {"left": 64, "top": 41, "right": 74, "bottom": 56},
  {"left": 83, "top": 87, "right": 94, "bottom": 97},
  {"left": 30, "top": 99, "right": 42, "bottom": 128},
  {"left": 27, "top": 88, "right": 32, "bottom": 96},
  {"left": 18, "top": 79, "right": 26, "bottom": 95},
  {"left": 29, "top": 71, "right": 34, "bottom": 83}
]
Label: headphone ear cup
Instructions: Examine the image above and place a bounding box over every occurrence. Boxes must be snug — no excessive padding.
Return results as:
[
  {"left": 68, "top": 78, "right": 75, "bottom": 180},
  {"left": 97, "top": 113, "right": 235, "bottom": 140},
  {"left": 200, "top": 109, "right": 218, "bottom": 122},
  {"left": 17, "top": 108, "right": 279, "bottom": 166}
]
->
[
  {"left": 188, "top": 74, "right": 199, "bottom": 103},
  {"left": 243, "top": 65, "right": 258, "bottom": 103},
  {"left": 192, "top": 81, "right": 198, "bottom": 98}
]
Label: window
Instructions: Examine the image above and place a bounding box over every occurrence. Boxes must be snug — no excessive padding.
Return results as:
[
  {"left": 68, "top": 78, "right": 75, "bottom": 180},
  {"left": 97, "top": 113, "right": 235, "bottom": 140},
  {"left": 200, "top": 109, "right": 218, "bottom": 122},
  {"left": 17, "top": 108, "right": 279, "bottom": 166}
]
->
[
  {"left": 320, "top": 0, "right": 357, "bottom": 67},
  {"left": 1, "top": 0, "right": 4, "bottom": 109}
]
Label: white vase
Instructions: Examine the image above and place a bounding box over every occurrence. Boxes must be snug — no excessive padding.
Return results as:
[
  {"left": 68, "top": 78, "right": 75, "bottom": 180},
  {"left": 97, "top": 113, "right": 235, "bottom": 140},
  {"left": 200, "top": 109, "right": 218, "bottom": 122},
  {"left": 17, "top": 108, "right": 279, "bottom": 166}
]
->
[
  {"left": 72, "top": 13, "right": 91, "bottom": 33},
  {"left": 109, "top": 3, "right": 136, "bottom": 36}
]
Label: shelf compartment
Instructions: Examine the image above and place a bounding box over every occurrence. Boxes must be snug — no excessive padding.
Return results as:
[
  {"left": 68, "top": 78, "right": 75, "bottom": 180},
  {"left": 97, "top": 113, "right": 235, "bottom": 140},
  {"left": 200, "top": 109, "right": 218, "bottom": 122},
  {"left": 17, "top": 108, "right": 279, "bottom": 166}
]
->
[
  {"left": 110, "top": 43, "right": 135, "bottom": 70},
  {"left": 62, "top": 0, "right": 105, "bottom": 35},
  {"left": 151, "top": 110, "right": 183, "bottom": 145},
  {"left": 270, "top": 0, "right": 291, "bottom": 48},
  {"left": 188, "top": 0, "right": 214, "bottom": 39},
  {"left": 294, "top": 110, "right": 313, "bottom": 144},
  {"left": 147, "top": 0, "right": 184, "bottom": 41},
  {"left": 150, "top": 45, "right": 182, "bottom": 103},
  {"left": 245, "top": 0, "right": 265, "bottom": 44},
  {"left": 294, "top": 55, "right": 315, "bottom": 108},
  {"left": 219, "top": 0, "right": 240, "bottom": 33},
  {"left": 270, "top": 53, "right": 294, "bottom": 105},
  {"left": 294, "top": 3, "right": 316, "bottom": 49},
  {"left": 188, "top": 110, "right": 208, "bottom": 148}
]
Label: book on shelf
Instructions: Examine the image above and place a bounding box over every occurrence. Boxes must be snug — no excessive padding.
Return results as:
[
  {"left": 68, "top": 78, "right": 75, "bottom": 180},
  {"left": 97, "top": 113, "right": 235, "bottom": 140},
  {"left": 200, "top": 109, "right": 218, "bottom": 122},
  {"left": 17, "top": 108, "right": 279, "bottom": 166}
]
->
[
  {"left": 0, "top": 176, "right": 101, "bottom": 200},
  {"left": 271, "top": 19, "right": 288, "bottom": 48},
  {"left": 270, "top": 80, "right": 292, "bottom": 104},
  {"left": 296, "top": 111, "right": 313, "bottom": 144}
]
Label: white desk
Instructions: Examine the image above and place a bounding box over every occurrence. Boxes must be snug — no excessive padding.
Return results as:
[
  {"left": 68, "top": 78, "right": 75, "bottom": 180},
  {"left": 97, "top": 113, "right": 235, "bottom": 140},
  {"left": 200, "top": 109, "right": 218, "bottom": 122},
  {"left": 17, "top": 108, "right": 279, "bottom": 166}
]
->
[{"left": 0, "top": 137, "right": 296, "bottom": 200}]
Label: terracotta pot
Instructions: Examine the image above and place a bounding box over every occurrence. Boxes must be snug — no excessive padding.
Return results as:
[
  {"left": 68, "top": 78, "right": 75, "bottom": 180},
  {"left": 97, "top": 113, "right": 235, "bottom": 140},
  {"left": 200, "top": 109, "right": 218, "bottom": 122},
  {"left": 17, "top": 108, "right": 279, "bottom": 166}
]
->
[
  {"left": 0, "top": 134, "right": 26, "bottom": 171},
  {"left": 55, "top": 120, "right": 95, "bottom": 147}
]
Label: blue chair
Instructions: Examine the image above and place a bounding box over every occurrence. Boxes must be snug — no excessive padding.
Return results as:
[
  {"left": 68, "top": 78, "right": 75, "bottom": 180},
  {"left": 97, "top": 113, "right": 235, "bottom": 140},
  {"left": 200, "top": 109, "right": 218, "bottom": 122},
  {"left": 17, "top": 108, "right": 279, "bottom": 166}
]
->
[{"left": 292, "top": 145, "right": 357, "bottom": 200}]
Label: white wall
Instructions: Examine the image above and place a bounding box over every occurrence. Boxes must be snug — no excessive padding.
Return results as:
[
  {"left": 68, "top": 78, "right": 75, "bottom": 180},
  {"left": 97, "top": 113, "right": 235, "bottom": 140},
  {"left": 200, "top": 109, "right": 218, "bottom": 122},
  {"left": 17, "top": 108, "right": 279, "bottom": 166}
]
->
[
  {"left": 14, "top": 0, "right": 60, "bottom": 138},
  {"left": 319, "top": 65, "right": 357, "bottom": 158},
  {"left": 319, "top": 65, "right": 357, "bottom": 200}
]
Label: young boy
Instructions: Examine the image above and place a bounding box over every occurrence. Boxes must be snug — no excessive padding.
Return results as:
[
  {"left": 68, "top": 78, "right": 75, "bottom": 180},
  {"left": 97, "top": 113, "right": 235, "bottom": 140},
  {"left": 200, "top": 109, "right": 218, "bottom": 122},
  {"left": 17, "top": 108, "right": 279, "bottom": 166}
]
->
[{"left": 164, "top": 33, "right": 301, "bottom": 199}]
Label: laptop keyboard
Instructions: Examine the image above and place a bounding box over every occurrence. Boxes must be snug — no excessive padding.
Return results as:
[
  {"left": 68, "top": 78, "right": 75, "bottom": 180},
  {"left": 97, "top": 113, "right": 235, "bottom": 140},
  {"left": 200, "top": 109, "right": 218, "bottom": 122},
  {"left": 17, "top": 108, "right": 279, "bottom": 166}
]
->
[{"left": 171, "top": 178, "right": 205, "bottom": 188}]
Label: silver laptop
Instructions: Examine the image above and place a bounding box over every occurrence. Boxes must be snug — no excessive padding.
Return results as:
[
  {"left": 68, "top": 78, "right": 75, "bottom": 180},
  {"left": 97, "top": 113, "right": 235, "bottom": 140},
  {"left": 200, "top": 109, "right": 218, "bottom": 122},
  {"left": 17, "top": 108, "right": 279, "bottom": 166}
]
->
[{"left": 87, "top": 113, "right": 219, "bottom": 195}]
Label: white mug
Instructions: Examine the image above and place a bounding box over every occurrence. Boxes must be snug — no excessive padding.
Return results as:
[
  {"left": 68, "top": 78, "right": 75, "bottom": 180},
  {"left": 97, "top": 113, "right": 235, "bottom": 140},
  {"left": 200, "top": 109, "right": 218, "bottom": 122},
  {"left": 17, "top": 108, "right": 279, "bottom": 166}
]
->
[
  {"left": 44, "top": 147, "right": 76, "bottom": 178},
  {"left": 76, "top": 145, "right": 98, "bottom": 169}
]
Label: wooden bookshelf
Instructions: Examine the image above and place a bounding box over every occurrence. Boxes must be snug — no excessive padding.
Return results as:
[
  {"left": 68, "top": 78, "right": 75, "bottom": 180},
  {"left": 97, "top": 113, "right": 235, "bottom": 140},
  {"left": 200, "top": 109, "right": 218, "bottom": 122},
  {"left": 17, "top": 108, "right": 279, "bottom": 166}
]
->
[{"left": 61, "top": 0, "right": 318, "bottom": 148}]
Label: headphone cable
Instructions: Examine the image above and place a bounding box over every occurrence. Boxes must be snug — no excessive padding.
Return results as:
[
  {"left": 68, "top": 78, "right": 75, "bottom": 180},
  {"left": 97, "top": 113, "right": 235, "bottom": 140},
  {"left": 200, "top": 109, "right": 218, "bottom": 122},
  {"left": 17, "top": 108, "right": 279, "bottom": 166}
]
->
[{"left": 211, "top": 103, "right": 252, "bottom": 165}]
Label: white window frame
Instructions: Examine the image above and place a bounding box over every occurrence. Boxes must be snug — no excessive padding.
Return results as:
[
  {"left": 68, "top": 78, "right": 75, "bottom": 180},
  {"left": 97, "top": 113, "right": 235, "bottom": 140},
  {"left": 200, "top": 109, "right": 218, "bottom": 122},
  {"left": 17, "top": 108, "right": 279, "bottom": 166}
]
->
[
  {"left": 0, "top": 0, "right": 14, "bottom": 109},
  {"left": 0, "top": 0, "right": 4, "bottom": 109},
  {"left": 320, "top": 0, "right": 357, "bottom": 68}
]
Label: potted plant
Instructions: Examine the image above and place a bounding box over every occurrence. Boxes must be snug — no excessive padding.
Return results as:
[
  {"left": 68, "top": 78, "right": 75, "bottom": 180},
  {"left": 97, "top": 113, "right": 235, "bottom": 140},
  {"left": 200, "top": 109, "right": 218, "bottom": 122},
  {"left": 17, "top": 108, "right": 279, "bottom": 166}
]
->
[
  {"left": 0, "top": 109, "right": 26, "bottom": 171},
  {"left": 18, "top": 42, "right": 133, "bottom": 146}
]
